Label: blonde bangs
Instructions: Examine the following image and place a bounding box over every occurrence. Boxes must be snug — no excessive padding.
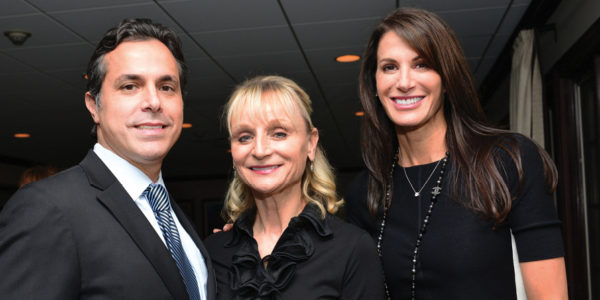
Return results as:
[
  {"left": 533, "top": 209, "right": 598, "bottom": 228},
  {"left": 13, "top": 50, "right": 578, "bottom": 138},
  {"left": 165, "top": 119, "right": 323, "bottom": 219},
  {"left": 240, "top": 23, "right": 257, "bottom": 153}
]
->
[{"left": 226, "top": 78, "right": 312, "bottom": 135}]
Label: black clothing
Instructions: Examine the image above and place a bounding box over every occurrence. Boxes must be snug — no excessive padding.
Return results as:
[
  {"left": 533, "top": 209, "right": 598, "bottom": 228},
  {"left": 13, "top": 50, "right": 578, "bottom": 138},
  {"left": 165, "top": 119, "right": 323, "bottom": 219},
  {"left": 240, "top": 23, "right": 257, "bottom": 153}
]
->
[
  {"left": 0, "top": 151, "right": 217, "bottom": 300},
  {"left": 204, "top": 204, "right": 385, "bottom": 300},
  {"left": 346, "top": 136, "right": 564, "bottom": 299}
]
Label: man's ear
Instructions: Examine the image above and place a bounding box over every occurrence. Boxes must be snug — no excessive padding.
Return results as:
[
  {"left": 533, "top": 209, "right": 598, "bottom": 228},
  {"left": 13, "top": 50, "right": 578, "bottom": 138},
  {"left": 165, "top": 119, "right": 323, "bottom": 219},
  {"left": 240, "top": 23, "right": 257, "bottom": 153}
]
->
[{"left": 85, "top": 92, "right": 100, "bottom": 124}]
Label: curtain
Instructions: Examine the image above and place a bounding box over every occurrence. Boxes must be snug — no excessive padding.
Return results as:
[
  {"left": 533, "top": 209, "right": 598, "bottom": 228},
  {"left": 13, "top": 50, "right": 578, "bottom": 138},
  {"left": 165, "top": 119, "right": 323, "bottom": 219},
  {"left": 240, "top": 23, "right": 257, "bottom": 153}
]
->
[
  {"left": 509, "top": 29, "right": 545, "bottom": 300},
  {"left": 510, "top": 29, "right": 545, "bottom": 145}
]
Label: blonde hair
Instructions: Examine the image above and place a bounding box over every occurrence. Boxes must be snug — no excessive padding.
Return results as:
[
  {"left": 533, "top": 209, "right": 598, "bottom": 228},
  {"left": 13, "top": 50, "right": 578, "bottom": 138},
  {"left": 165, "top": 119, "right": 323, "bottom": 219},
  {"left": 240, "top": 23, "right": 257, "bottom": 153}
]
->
[{"left": 224, "top": 75, "right": 342, "bottom": 222}]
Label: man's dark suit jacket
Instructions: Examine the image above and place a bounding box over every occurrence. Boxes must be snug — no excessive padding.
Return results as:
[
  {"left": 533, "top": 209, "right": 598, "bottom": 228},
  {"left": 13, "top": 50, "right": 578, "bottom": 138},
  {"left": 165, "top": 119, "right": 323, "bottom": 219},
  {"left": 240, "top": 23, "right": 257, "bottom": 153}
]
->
[{"left": 0, "top": 150, "right": 216, "bottom": 299}]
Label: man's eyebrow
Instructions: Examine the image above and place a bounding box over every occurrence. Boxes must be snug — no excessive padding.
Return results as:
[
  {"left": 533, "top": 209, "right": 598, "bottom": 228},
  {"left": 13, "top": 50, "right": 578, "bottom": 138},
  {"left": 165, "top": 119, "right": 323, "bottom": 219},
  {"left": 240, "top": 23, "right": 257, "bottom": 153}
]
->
[
  {"left": 113, "top": 74, "right": 142, "bottom": 84},
  {"left": 112, "top": 74, "right": 179, "bottom": 85},
  {"left": 158, "top": 75, "right": 179, "bottom": 83}
]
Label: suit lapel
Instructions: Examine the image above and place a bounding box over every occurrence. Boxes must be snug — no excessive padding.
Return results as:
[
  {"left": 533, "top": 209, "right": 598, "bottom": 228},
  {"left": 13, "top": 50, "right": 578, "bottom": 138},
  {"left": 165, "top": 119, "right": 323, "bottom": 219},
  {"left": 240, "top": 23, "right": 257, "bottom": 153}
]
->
[{"left": 80, "top": 151, "right": 189, "bottom": 300}]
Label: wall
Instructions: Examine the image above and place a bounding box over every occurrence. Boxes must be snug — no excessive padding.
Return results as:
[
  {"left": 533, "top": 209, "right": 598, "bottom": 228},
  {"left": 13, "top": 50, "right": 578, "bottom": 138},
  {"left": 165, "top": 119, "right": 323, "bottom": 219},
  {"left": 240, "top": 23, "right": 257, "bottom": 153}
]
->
[{"left": 538, "top": 0, "right": 600, "bottom": 74}]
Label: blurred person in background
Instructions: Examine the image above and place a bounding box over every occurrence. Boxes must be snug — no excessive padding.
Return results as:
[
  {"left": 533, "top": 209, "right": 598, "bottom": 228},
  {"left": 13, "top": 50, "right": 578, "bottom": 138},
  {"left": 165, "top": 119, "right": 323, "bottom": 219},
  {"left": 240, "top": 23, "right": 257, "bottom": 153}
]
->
[{"left": 18, "top": 165, "right": 59, "bottom": 188}]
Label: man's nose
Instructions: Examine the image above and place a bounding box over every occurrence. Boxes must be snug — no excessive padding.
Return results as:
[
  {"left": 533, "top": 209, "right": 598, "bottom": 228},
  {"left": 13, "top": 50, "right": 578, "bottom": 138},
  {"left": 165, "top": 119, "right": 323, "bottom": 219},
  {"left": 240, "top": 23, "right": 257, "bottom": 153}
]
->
[{"left": 142, "top": 87, "right": 161, "bottom": 112}]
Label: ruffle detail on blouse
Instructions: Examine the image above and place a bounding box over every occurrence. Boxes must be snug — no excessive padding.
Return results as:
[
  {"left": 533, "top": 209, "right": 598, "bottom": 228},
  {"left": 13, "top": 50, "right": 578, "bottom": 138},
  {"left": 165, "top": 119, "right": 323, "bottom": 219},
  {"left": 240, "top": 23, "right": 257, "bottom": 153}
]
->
[{"left": 226, "top": 204, "right": 332, "bottom": 299}]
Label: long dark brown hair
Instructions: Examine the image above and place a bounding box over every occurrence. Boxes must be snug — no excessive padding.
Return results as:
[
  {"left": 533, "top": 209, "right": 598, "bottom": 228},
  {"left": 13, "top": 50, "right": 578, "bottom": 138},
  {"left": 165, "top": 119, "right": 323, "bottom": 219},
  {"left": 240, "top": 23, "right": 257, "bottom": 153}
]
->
[{"left": 359, "top": 7, "right": 557, "bottom": 224}]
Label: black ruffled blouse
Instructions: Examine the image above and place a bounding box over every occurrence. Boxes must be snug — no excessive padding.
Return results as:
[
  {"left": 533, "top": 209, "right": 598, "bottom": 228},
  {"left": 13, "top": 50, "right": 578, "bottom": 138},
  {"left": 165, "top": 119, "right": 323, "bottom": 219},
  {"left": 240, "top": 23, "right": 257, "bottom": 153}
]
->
[{"left": 204, "top": 204, "right": 385, "bottom": 300}]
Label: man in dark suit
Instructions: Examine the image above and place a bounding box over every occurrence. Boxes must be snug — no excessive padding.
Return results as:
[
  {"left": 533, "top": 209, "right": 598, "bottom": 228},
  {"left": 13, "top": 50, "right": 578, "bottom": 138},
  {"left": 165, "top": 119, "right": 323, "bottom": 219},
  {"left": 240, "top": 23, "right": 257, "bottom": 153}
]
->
[{"left": 0, "top": 19, "right": 215, "bottom": 300}]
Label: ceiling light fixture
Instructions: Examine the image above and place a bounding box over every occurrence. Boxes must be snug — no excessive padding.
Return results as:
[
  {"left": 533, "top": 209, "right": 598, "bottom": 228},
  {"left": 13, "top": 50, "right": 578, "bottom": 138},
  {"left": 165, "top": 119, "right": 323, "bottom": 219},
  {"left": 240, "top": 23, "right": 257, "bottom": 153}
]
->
[
  {"left": 4, "top": 30, "right": 32, "bottom": 46},
  {"left": 336, "top": 54, "right": 360, "bottom": 63},
  {"left": 14, "top": 133, "right": 31, "bottom": 138},
  {"left": 182, "top": 123, "right": 193, "bottom": 128},
  {"left": 354, "top": 111, "right": 365, "bottom": 117}
]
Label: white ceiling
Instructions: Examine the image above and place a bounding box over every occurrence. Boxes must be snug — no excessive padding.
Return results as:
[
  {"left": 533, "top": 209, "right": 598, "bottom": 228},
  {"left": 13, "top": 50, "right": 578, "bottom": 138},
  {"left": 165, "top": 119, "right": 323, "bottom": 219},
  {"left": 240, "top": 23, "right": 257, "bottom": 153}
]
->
[{"left": 0, "top": 0, "right": 530, "bottom": 178}]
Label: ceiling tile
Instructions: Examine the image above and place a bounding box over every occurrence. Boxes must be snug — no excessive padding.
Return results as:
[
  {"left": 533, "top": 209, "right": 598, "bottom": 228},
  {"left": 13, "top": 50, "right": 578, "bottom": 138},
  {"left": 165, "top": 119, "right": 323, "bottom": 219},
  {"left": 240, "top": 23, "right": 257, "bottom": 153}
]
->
[
  {"left": 483, "top": 33, "right": 511, "bottom": 60},
  {"left": 3, "top": 43, "right": 93, "bottom": 71},
  {"left": 293, "top": 18, "right": 380, "bottom": 50},
  {"left": 186, "top": 57, "right": 231, "bottom": 80},
  {"left": 514, "top": 0, "right": 532, "bottom": 6},
  {"left": 160, "top": 0, "right": 286, "bottom": 33},
  {"left": 0, "top": 0, "right": 38, "bottom": 17},
  {"left": 314, "top": 64, "right": 361, "bottom": 88},
  {"left": 438, "top": 7, "right": 506, "bottom": 37},
  {"left": 281, "top": 0, "right": 394, "bottom": 24},
  {"left": 191, "top": 26, "right": 297, "bottom": 58},
  {"left": 497, "top": 4, "right": 529, "bottom": 36},
  {"left": 459, "top": 35, "right": 489, "bottom": 59},
  {"left": 403, "top": 0, "right": 509, "bottom": 12},
  {"left": 0, "top": 51, "right": 35, "bottom": 75},
  {"left": 50, "top": 3, "right": 181, "bottom": 42},
  {"left": 214, "top": 51, "right": 309, "bottom": 80},
  {"left": 179, "top": 34, "right": 207, "bottom": 60},
  {"left": 27, "top": 0, "right": 151, "bottom": 12}
]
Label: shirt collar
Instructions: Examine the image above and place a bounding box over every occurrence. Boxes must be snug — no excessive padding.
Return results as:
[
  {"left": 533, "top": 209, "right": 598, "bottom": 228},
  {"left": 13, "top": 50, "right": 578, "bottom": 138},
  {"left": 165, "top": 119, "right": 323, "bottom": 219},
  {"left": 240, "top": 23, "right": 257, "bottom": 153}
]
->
[
  {"left": 228, "top": 203, "right": 332, "bottom": 247},
  {"left": 93, "top": 143, "right": 165, "bottom": 200}
]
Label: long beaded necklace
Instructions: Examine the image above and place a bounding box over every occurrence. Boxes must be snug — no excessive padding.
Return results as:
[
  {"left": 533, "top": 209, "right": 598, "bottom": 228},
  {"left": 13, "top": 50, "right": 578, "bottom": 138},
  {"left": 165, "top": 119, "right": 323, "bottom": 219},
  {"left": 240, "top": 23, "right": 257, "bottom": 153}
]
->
[{"left": 376, "top": 153, "right": 448, "bottom": 300}]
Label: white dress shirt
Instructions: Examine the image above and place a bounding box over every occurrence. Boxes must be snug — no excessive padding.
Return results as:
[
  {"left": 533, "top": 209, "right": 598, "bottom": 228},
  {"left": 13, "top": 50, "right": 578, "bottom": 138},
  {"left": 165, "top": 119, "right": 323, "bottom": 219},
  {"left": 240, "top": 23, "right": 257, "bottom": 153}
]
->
[{"left": 94, "top": 143, "right": 207, "bottom": 299}]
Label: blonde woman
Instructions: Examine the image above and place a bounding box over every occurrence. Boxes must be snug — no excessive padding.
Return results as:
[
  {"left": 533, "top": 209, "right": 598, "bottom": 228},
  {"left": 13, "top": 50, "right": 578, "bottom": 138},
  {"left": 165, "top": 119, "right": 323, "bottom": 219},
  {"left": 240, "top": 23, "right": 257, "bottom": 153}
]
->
[{"left": 204, "top": 76, "right": 384, "bottom": 299}]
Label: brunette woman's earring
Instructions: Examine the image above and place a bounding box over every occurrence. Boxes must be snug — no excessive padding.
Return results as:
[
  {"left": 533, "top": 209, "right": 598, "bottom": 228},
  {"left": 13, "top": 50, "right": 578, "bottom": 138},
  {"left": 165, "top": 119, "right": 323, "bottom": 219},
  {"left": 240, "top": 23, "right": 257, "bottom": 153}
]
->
[{"left": 310, "top": 161, "right": 314, "bottom": 172}]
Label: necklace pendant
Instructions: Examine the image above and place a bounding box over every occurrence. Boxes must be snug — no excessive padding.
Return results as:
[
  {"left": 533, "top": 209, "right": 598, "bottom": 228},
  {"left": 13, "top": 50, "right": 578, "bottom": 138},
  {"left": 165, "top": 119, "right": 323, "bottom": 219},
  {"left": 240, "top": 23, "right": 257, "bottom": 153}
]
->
[{"left": 414, "top": 192, "right": 420, "bottom": 197}]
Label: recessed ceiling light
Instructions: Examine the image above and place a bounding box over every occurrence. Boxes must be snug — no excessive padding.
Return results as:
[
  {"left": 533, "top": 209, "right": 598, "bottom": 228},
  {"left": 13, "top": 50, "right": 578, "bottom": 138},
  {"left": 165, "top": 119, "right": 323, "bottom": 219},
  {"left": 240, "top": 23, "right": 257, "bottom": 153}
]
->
[
  {"left": 182, "top": 123, "right": 192, "bottom": 128},
  {"left": 14, "top": 133, "right": 31, "bottom": 138},
  {"left": 354, "top": 111, "right": 365, "bottom": 117},
  {"left": 336, "top": 54, "right": 360, "bottom": 63},
  {"left": 4, "top": 30, "right": 31, "bottom": 46}
]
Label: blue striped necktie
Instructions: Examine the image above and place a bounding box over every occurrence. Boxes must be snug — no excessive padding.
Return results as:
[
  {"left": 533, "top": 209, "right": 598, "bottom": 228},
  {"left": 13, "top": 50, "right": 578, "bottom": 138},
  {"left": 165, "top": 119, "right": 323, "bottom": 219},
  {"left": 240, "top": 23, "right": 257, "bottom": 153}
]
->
[{"left": 144, "top": 183, "right": 201, "bottom": 300}]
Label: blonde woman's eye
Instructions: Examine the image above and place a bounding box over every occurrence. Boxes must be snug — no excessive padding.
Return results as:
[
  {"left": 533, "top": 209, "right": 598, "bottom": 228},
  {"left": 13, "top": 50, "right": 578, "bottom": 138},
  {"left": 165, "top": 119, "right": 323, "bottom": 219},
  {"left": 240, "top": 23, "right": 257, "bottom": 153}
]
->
[
  {"left": 238, "top": 135, "right": 252, "bottom": 143},
  {"left": 274, "top": 132, "right": 287, "bottom": 139}
]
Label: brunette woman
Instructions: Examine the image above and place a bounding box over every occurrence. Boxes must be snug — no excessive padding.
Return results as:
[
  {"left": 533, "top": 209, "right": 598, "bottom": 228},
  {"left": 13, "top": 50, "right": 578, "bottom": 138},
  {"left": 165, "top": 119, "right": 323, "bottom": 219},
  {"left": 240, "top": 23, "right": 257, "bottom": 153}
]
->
[
  {"left": 205, "top": 75, "right": 385, "bottom": 299},
  {"left": 346, "top": 7, "right": 568, "bottom": 300}
]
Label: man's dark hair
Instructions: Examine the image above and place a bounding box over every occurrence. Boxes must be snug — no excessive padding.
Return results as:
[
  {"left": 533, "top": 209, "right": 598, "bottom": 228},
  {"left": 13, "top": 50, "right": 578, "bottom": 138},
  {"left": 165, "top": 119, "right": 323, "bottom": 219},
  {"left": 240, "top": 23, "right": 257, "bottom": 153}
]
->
[{"left": 86, "top": 18, "right": 187, "bottom": 102}]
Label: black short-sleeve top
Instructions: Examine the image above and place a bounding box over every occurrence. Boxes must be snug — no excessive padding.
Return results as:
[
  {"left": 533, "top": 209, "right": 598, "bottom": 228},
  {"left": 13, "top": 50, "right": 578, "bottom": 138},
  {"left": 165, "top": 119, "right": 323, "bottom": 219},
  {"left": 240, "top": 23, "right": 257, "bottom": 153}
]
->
[{"left": 345, "top": 135, "right": 564, "bottom": 299}]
